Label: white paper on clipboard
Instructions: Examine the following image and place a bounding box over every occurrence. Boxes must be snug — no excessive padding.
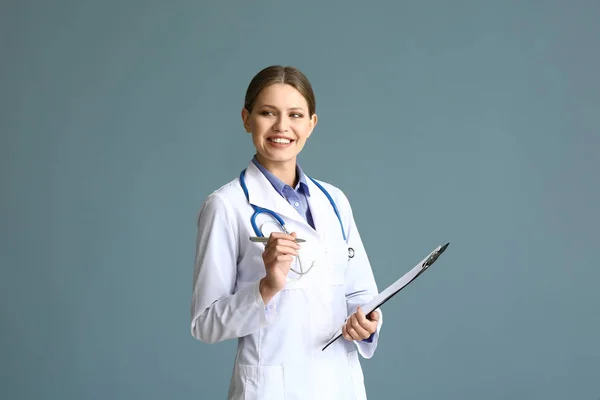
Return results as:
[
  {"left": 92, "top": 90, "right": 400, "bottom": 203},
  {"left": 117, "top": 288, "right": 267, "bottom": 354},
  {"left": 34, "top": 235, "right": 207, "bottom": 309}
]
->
[{"left": 322, "top": 242, "right": 450, "bottom": 351}]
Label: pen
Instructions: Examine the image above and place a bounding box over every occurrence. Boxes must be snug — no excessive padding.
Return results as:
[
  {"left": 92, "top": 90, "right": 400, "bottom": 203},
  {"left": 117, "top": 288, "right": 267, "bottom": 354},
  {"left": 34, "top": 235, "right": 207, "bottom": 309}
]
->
[{"left": 249, "top": 236, "right": 306, "bottom": 243}]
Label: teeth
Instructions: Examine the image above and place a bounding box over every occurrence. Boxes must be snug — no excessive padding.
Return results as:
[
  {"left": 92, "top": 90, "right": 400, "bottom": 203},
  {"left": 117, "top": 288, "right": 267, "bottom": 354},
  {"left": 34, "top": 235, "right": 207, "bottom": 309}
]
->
[{"left": 269, "top": 138, "right": 291, "bottom": 144}]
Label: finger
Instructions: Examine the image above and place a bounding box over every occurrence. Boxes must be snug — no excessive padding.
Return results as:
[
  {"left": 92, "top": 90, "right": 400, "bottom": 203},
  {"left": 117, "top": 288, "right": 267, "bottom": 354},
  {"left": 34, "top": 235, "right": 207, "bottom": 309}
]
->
[
  {"left": 272, "top": 244, "right": 299, "bottom": 256},
  {"left": 263, "top": 253, "right": 294, "bottom": 270},
  {"left": 345, "top": 315, "right": 364, "bottom": 340},
  {"left": 347, "top": 325, "right": 362, "bottom": 341},
  {"left": 262, "top": 252, "right": 296, "bottom": 270},
  {"left": 342, "top": 324, "right": 351, "bottom": 341},
  {"left": 353, "top": 308, "right": 371, "bottom": 330},
  {"left": 359, "top": 319, "right": 378, "bottom": 336},
  {"left": 355, "top": 307, "right": 377, "bottom": 331},
  {"left": 265, "top": 238, "right": 301, "bottom": 252},
  {"left": 356, "top": 306, "right": 367, "bottom": 323},
  {"left": 350, "top": 314, "right": 370, "bottom": 339},
  {"left": 367, "top": 310, "right": 380, "bottom": 323},
  {"left": 268, "top": 231, "right": 297, "bottom": 243},
  {"left": 271, "top": 232, "right": 301, "bottom": 247},
  {"left": 262, "top": 244, "right": 298, "bottom": 264}
]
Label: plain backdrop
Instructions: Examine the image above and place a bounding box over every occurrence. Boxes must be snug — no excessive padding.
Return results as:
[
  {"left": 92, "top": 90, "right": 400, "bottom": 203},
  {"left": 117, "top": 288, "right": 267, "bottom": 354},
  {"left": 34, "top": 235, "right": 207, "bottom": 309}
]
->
[{"left": 1, "top": 1, "right": 599, "bottom": 399}]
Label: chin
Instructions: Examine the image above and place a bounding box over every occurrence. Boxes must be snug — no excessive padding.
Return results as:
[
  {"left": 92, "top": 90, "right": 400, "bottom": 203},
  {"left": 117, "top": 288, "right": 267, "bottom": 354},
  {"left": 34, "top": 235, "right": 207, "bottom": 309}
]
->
[
  {"left": 260, "top": 152, "right": 297, "bottom": 164},
  {"left": 270, "top": 156, "right": 297, "bottom": 164}
]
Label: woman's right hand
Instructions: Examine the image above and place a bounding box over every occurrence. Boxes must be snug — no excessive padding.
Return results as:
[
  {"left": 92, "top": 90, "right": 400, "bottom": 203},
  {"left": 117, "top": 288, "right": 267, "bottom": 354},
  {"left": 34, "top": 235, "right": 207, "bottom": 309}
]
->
[{"left": 259, "top": 231, "right": 300, "bottom": 304}]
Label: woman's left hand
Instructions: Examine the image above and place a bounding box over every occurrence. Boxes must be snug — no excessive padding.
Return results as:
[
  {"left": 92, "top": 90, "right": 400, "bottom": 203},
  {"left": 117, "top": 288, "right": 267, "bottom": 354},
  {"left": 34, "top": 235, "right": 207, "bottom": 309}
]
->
[{"left": 342, "top": 307, "right": 379, "bottom": 341}]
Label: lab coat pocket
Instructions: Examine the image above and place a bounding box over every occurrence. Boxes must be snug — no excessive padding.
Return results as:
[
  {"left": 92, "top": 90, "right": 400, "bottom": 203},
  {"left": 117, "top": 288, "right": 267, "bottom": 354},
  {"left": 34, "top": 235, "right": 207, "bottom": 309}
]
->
[
  {"left": 237, "top": 364, "right": 284, "bottom": 400},
  {"left": 347, "top": 350, "right": 367, "bottom": 400}
]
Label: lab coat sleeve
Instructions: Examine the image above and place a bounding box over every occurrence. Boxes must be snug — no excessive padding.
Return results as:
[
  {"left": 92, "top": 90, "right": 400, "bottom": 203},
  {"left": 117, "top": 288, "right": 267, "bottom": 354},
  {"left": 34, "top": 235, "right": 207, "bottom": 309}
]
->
[
  {"left": 190, "top": 192, "right": 275, "bottom": 344},
  {"left": 340, "top": 192, "right": 383, "bottom": 359}
]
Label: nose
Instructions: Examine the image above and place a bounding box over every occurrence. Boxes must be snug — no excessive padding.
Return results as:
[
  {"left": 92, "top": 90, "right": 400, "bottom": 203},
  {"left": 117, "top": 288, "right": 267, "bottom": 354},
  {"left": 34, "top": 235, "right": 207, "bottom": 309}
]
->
[{"left": 273, "top": 115, "right": 289, "bottom": 132}]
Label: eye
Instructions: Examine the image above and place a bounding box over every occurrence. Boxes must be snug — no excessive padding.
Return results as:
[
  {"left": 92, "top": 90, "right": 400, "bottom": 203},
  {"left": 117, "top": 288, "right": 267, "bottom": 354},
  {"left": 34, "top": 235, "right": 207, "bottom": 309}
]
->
[
  {"left": 290, "top": 113, "right": 303, "bottom": 118},
  {"left": 260, "top": 110, "right": 275, "bottom": 116}
]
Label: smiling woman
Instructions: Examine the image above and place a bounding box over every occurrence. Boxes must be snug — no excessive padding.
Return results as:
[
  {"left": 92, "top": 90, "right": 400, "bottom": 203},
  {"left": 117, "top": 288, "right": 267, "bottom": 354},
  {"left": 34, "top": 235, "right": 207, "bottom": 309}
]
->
[{"left": 190, "top": 65, "right": 382, "bottom": 400}]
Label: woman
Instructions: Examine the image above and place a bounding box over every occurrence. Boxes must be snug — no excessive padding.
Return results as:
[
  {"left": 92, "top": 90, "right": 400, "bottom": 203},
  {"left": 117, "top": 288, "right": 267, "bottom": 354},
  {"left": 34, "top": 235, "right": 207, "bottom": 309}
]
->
[{"left": 191, "top": 65, "right": 382, "bottom": 399}]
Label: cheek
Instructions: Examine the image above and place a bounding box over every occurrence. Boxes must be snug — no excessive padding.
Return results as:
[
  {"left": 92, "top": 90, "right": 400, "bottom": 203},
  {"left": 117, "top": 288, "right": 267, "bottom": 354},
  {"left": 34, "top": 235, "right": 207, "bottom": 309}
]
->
[
  {"left": 300, "top": 129, "right": 313, "bottom": 141},
  {"left": 252, "top": 118, "right": 271, "bottom": 133},
  {"left": 293, "top": 122, "right": 313, "bottom": 138},
  {"left": 250, "top": 134, "right": 263, "bottom": 148}
]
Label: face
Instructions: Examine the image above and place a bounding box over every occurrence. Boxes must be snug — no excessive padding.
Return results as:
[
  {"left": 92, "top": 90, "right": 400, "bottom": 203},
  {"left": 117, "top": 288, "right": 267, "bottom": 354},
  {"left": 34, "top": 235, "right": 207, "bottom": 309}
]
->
[{"left": 242, "top": 83, "right": 317, "bottom": 169}]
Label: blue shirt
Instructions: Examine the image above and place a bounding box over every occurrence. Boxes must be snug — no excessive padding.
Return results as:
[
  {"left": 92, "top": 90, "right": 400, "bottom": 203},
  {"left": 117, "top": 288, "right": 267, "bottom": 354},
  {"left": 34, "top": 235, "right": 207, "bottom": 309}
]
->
[{"left": 252, "top": 157, "right": 315, "bottom": 229}]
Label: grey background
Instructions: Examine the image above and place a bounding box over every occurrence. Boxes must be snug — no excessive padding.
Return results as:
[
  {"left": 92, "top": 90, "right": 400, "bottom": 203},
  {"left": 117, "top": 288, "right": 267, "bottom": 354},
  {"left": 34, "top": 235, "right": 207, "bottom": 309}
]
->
[{"left": 1, "top": 0, "right": 599, "bottom": 399}]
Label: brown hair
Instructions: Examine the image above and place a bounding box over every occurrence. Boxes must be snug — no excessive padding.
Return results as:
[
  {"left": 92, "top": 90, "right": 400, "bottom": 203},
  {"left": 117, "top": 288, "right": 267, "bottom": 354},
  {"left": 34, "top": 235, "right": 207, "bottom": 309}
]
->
[{"left": 244, "top": 65, "right": 316, "bottom": 116}]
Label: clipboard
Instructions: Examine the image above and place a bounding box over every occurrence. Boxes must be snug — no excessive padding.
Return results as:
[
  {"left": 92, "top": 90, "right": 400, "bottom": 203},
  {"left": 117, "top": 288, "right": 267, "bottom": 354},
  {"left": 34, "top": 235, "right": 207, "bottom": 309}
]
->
[{"left": 322, "top": 242, "right": 450, "bottom": 351}]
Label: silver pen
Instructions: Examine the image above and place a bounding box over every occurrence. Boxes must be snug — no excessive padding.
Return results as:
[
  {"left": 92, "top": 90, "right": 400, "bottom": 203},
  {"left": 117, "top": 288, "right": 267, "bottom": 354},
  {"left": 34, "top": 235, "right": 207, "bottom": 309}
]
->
[{"left": 249, "top": 236, "right": 306, "bottom": 243}]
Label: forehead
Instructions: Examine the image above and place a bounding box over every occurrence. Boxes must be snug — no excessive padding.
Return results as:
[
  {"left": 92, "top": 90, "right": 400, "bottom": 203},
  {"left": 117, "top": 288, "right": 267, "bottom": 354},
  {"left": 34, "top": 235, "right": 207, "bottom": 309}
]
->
[{"left": 255, "top": 84, "right": 308, "bottom": 109}]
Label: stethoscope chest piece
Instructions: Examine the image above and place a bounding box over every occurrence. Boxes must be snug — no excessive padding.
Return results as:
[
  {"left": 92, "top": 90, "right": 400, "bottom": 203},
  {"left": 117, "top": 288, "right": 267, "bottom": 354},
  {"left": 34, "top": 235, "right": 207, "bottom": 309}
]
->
[{"left": 348, "top": 247, "right": 355, "bottom": 259}]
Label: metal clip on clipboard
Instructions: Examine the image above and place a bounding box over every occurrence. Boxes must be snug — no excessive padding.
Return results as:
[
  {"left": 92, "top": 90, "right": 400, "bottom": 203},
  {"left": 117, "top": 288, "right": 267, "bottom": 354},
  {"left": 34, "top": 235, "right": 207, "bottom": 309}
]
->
[{"left": 420, "top": 242, "right": 450, "bottom": 272}]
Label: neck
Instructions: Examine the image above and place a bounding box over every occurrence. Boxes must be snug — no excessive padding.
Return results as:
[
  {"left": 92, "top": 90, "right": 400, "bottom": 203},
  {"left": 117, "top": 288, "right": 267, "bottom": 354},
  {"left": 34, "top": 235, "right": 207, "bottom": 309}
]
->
[{"left": 255, "top": 154, "right": 298, "bottom": 187}]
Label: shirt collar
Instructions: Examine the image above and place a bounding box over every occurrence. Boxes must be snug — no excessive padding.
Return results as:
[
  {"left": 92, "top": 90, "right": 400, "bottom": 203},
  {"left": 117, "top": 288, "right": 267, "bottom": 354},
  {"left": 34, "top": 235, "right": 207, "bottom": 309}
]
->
[{"left": 251, "top": 156, "right": 311, "bottom": 196}]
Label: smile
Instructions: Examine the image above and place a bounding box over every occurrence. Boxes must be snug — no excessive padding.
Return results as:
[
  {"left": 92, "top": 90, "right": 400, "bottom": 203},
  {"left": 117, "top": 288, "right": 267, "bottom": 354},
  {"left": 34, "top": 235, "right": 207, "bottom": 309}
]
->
[{"left": 268, "top": 138, "right": 293, "bottom": 144}]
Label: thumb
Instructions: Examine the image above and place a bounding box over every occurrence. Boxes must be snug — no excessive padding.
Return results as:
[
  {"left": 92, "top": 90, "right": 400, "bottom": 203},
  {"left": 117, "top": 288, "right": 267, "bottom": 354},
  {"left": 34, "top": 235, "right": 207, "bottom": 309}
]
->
[{"left": 367, "top": 310, "right": 380, "bottom": 322}]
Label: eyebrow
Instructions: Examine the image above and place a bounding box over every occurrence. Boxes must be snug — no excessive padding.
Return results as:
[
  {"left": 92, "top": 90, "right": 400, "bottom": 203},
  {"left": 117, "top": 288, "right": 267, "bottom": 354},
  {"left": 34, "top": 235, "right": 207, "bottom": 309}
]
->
[{"left": 259, "top": 104, "right": 305, "bottom": 111}]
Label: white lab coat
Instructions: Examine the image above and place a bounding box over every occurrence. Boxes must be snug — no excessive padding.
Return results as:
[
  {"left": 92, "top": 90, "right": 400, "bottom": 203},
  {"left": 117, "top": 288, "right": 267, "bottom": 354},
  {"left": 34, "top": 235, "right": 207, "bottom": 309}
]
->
[{"left": 191, "top": 160, "right": 382, "bottom": 400}]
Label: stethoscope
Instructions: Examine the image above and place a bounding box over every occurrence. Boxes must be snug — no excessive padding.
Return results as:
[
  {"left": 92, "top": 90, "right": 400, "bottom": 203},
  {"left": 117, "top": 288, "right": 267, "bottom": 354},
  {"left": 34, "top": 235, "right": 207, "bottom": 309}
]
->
[{"left": 239, "top": 169, "right": 355, "bottom": 271}]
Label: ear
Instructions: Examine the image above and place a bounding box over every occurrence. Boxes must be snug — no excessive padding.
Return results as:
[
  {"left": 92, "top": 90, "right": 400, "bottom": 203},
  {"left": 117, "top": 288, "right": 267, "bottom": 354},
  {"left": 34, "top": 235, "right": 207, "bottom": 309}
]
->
[
  {"left": 306, "top": 113, "right": 318, "bottom": 138},
  {"left": 241, "top": 108, "right": 251, "bottom": 133}
]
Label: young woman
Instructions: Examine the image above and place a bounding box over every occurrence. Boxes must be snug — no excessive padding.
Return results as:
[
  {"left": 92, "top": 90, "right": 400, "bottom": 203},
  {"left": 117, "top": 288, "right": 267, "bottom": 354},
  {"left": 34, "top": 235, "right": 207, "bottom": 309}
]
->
[{"left": 191, "top": 65, "right": 382, "bottom": 399}]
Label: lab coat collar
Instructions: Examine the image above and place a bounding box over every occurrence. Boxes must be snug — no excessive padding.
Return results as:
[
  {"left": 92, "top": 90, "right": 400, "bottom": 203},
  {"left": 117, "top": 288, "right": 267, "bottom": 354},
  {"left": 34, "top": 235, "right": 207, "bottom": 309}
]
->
[
  {"left": 244, "top": 161, "right": 340, "bottom": 240},
  {"left": 244, "top": 161, "right": 310, "bottom": 227},
  {"left": 251, "top": 156, "right": 311, "bottom": 197}
]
